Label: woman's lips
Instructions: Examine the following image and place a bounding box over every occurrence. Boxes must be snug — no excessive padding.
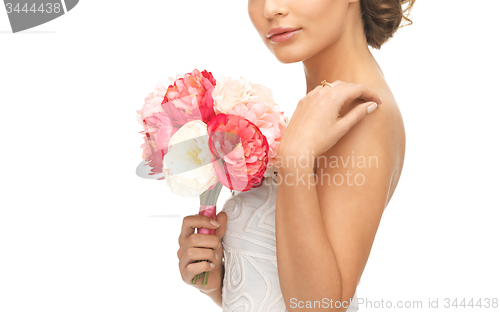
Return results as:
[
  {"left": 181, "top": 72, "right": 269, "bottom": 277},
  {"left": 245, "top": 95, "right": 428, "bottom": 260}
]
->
[{"left": 269, "top": 29, "right": 301, "bottom": 43}]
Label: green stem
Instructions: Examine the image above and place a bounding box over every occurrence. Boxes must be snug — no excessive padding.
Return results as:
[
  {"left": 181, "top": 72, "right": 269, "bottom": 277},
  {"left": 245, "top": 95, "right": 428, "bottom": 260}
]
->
[
  {"left": 202, "top": 270, "right": 209, "bottom": 286},
  {"left": 191, "top": 273, "right": 198, "bottom": 285}
]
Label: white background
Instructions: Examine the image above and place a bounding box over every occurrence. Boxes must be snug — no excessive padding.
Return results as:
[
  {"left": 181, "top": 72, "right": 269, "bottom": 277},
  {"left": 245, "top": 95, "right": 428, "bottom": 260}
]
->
[{"left": 1, "top": 1, "right": 499, "bottom": 311}]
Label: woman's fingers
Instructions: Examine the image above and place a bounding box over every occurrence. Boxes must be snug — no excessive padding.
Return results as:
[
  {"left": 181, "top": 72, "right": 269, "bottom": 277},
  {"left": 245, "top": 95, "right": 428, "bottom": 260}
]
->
[
  {"left": 283, "top": 80, "right": 382, "bottom": 157},
  {"left": 178, "top": 214, "right": 220, "bottom": 247},
  {"left": 309, "top": 80, "right": 347, "bottom": 96},
  {"left": 335, "top": 101, "right": 379, "bottom": 137},
  {"left": 335, "top": 83, "right": 383, "bottom": 110},
  {"left": 177, "top": 232, "right": 220, "bottom": 260},
  {"left": 332, "top": 83, "right": 381, "bottom": 135},
  {"left": 176, "top": 212, "right": 228, "bottom": 287},
  {"left": 214, "top": 211, "right": 227, "bottom": 240},
  {"left": 181, "top": 259, "right": 216, "bottom": 285},
  {"left": 179, "top": 246, "right": 218, "bottom": 273}
]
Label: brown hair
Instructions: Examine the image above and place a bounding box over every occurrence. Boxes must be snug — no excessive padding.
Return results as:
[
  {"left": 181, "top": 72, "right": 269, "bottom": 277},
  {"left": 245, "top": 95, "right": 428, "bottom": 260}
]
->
[{"left": 359, "top": 0, "right": 416, "bottom": 49}]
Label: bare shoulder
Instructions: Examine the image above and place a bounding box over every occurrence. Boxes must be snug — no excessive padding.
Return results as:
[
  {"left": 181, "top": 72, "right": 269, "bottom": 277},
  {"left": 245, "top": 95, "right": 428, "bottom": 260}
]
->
[
  {"left": 369, "top": 86, "right": 406, "bottom": 202},
  {"left": 319, "top": 83, "right": 406, "bottom": 205}
]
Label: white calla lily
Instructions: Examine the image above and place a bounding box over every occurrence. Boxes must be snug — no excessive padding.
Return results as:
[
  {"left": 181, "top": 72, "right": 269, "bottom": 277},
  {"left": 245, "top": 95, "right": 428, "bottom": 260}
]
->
[{"left": 163, "top": 120, "right": 217, "bottom": 198}]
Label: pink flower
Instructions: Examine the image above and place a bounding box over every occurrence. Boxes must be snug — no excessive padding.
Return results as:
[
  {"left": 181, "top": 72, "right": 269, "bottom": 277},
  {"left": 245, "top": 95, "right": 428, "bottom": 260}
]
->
[
  {"left": 136, "top": 79, "right": 173, "bottom": 127},
  {"left": 137, "top": 80, "right": 177, "bottom": 178},
  {"left": 212, "top": 76, "right": 278, "bottom": 114},
  {"left": 207, "top": 114, "right": 269, "bottom": 192},
  {"left": 162, "top": 69, "right": 217, "bottom": 127},
  {"left": 225, "top": 101, "right": 288, "bottom": 177},
  {"left": 139, "top": 112, "right": 178, "bottom": 176}
]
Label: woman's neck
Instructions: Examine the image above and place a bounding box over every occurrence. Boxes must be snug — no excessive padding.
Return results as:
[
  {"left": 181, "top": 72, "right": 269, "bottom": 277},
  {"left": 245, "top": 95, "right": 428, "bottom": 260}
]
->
[{"left": 302, "top": 4, "right": 385, "bottom": 93}]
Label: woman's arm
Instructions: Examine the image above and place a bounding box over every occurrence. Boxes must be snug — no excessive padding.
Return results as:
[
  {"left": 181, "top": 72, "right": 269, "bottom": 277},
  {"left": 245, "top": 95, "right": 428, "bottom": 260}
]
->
[
  {"left": 274, "top": 83, "right": 400, "bottom": 311},
  {"left": 198, "top": 261, "right": 224, "bottom": 308}
]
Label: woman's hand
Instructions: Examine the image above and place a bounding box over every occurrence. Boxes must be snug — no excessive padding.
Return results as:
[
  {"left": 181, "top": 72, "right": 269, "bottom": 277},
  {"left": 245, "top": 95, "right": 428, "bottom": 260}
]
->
[
  {"left": 278, "top": 81, "right": 383, "bottom": 159},
  {"left": 177, "top": 211, "right": 227, "bottom": 291}
]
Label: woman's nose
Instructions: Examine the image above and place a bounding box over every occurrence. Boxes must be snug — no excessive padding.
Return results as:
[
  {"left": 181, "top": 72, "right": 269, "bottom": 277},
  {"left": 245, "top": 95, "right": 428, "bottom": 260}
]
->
[{"left": 263, "top": 0, "right": 289, "bottom": 19}]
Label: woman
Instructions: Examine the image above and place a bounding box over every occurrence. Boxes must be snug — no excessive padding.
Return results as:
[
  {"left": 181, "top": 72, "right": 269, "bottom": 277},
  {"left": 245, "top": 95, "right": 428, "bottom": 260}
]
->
[{"left": 177, "top": 0, "right": 414, "bottom": 310}]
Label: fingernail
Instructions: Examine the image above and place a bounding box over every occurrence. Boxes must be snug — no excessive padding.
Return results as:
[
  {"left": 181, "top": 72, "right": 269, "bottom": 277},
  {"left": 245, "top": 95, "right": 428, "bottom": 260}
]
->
[
  {"left": 210, "top": 263, "right": 215, "bottom": 268},
  {"left": 211, "top": 220, "right": 220, "bottom": 228},
  {"left": 215, "top": 253, "right": 218, "bottom": 260},
  {"left": 218, "top": 241, "right": 221, "bottom": 248},
  {"left": 367, "top": 102, "right": 378, "bottom": 114}
]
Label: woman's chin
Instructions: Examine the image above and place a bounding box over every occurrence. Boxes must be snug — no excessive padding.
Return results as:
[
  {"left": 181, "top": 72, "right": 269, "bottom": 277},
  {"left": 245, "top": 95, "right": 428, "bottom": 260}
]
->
[{"left": 271, "top": 49, "right": 306, "bottom": 64}]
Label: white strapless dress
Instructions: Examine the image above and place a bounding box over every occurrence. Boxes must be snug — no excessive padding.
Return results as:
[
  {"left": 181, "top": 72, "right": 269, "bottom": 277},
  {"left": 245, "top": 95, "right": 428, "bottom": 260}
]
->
[{"left": 220, "top": 174, "right": 359, "bottom": 312}]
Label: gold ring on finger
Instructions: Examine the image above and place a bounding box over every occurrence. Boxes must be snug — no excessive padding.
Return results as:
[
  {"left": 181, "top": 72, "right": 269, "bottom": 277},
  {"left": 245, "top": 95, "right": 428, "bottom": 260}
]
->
[{"left": 321, "top": 80, "right": 333, "bottom": 88}]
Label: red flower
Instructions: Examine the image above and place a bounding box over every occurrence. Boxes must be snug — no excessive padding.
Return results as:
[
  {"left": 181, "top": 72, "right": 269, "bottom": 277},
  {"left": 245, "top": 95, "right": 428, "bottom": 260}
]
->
[
  {"left": 207, "top": 114, "right": 269, "bottom": 192},
  {"left": 162, "top": 69, "right": 217, "bottom": 127}
]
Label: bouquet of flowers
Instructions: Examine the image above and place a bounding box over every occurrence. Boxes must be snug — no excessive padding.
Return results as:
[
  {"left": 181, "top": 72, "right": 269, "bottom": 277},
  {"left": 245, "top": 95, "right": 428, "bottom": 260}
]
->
[{"left": 137, "top": 69, "right": 288, "bottom": 286}]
